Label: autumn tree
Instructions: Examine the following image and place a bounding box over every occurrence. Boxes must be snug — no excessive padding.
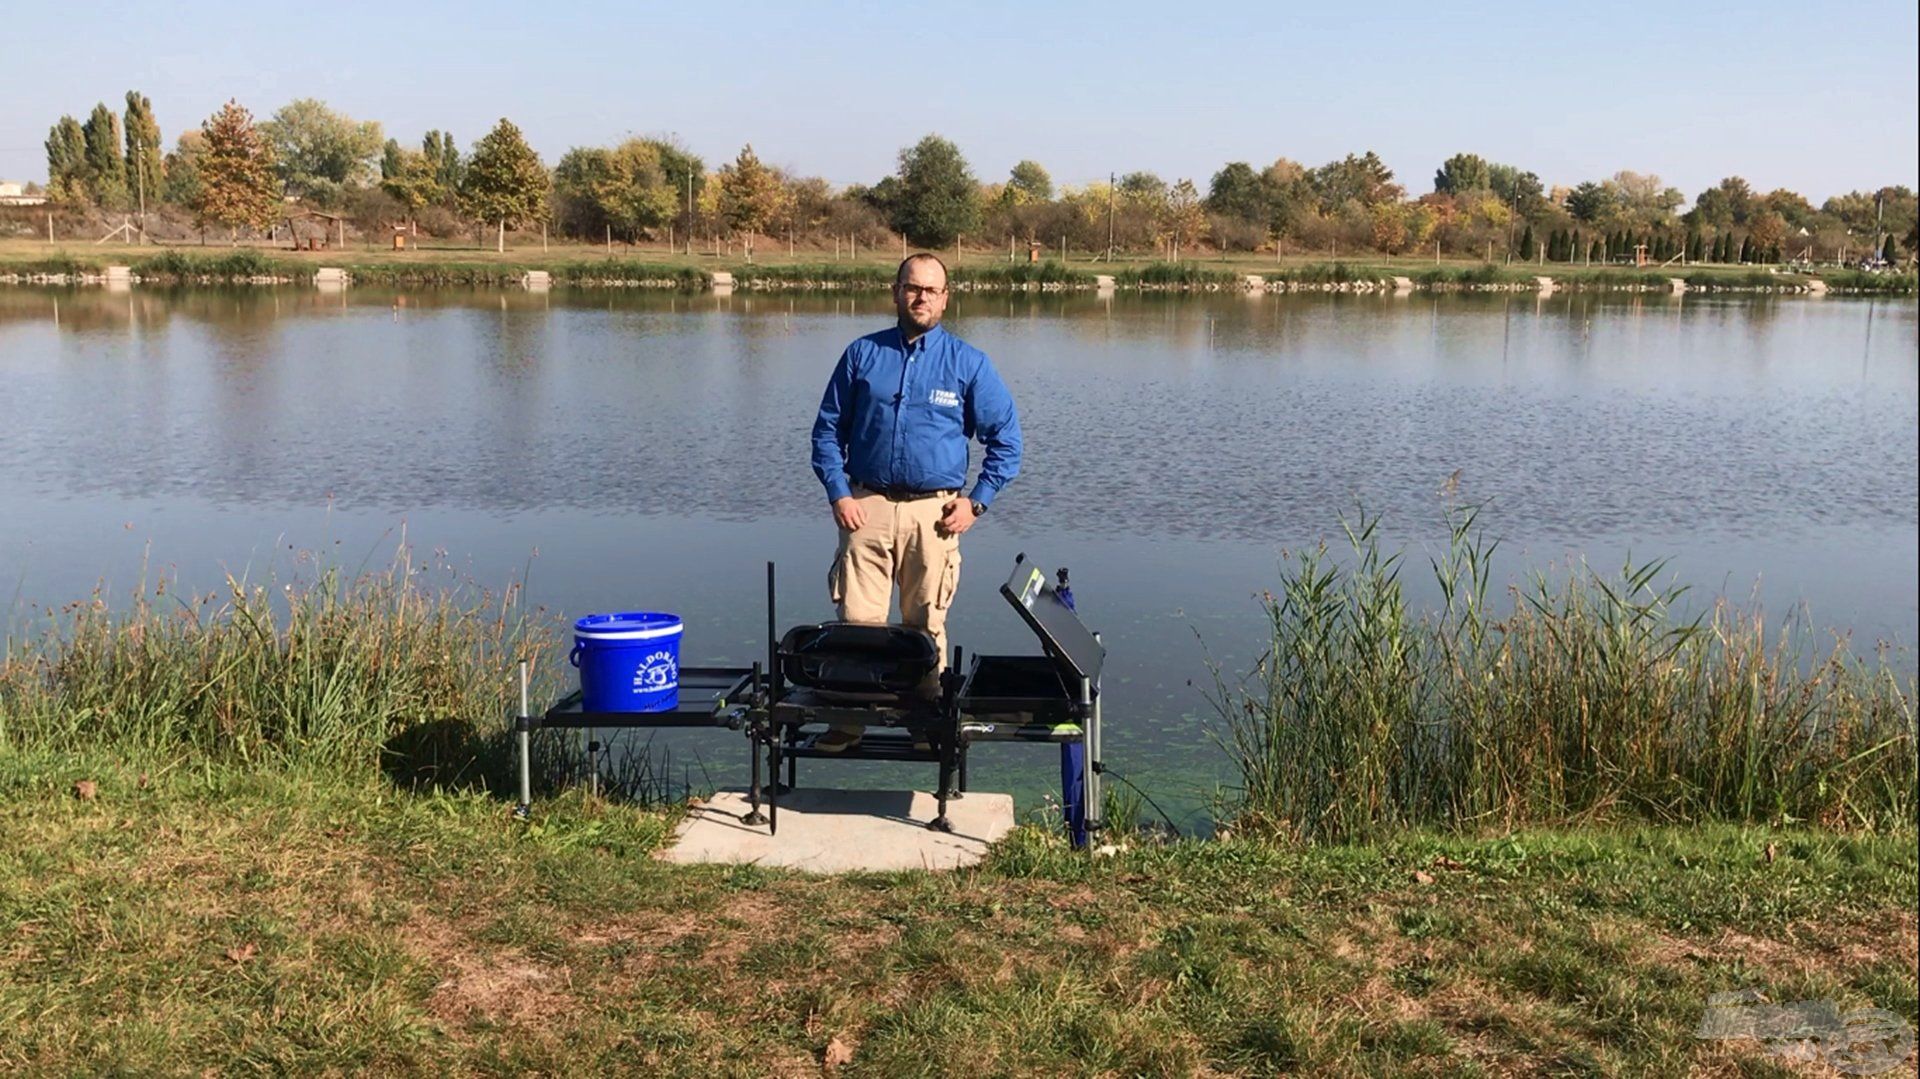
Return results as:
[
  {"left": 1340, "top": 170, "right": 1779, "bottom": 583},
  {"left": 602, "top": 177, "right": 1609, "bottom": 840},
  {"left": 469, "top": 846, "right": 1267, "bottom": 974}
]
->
[
  {"left": 1746, "top": 210, "right": 1788, "bottom": 261},
  {"left": 44, "top": 116, "right": 87, "bottom": 202},
  {"left": 459, "top": 118, "right": 549, "bottom": 252},
  {"left": 716, "top": 144, "right": 788, "bottom": 261},
  {"left": 193, "top": 100, "right": 279, "bottom": 241},
  {"left": 890, "top": 134, "right": 980, "bottom": 247}
]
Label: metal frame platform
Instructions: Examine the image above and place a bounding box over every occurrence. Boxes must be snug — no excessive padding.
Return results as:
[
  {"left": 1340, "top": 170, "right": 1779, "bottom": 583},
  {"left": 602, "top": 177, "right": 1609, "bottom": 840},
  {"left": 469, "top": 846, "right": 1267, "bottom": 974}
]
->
[{"left": 511, "top": 557, "right": 1104, "bottom": 841}]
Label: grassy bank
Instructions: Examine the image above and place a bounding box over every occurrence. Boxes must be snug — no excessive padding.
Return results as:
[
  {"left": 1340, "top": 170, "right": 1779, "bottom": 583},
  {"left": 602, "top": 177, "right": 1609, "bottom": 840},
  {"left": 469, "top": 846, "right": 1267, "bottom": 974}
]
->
[
  {"left": 2, "top": 239, "right": 1912, "bottom": 293},
  {"left": 1, "top": 540, "right": 1914, "bottom": 1071},
  {"left": 1, "top": 751, "right": 1913, "bottom": 1075}
]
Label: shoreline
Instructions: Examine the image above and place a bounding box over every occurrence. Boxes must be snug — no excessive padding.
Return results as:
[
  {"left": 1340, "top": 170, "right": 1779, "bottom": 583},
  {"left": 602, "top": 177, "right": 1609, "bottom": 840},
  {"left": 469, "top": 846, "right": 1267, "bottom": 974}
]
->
[{"left": 1, "top": 246, "right": 1912, "bottom": 295}]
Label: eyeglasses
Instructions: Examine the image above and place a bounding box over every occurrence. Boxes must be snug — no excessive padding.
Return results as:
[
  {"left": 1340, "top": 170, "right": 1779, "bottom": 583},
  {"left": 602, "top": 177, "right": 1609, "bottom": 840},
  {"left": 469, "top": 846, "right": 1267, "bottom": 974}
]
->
[{"left": 898, "top": 284, "right": 947, "bottom": 298}]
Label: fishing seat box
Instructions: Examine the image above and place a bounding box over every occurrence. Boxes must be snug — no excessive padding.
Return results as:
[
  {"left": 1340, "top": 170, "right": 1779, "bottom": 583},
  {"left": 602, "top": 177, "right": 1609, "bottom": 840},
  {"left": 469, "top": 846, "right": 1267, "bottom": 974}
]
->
[{"left": 955, "top": 558, "right": 1105, "bottom": 724}]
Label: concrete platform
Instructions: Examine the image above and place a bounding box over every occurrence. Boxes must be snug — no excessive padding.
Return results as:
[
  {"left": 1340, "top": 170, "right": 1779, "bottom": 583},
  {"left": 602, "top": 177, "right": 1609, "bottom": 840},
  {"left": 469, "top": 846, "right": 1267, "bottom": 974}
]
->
[{"left": 658, "top": 787, "right": 1015, "bottom": 873}]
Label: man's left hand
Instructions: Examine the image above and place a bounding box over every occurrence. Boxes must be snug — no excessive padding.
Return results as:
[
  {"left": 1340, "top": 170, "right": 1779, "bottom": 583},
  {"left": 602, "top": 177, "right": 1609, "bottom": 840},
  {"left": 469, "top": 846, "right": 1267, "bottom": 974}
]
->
[{"left": 938, "top": 497, "right": 977, "bottom": 536}]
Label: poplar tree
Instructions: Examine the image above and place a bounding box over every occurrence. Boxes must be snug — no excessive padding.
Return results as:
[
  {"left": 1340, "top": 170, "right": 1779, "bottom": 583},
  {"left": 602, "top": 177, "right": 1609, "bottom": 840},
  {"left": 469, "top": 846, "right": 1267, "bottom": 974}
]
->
[
  {"left": 123, "top": 90, "right": 165, "bottom": 208},
  {"left": 193, "top": 100, "right": 279, "bottom": 240},
  {"left": 459, "top": 119, "right": 548, "bottom": 252},
  {"left": 82, "top": 103, "right": 128, "bottom": 208},
  {"left": 44, "top": 116, "right": 87, "bottom": 202},
  {"left": 423, "top": 130, "right": 463, "bottom": 197}
]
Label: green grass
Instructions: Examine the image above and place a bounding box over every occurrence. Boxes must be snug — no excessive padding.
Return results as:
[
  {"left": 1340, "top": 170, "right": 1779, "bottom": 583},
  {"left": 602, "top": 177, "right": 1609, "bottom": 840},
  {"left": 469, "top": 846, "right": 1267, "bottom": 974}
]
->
[
  {"left": 1214, "top": 506, "right": 1918, "bottom": 844},
  {"left": 0, "top": 750, "right": 1910, "bottom": 1075}
]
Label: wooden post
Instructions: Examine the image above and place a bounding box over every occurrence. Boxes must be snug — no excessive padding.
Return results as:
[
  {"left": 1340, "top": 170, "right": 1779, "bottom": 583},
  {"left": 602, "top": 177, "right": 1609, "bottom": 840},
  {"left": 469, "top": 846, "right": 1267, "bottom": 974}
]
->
[
  {"left": 606, "top": 224, "right": 611, "bottom": 257},
  {"left": 542, "top": 223, "right": 548, "bottom": 253},
  {"left": 497, "top": 218, "right": 505, "bottom": 253},
  {"left": 668, "top": 223, "right": 673, "bottom": 252},
  {"left": 48, "top": 212, "right": 54, "bottom": 244}
]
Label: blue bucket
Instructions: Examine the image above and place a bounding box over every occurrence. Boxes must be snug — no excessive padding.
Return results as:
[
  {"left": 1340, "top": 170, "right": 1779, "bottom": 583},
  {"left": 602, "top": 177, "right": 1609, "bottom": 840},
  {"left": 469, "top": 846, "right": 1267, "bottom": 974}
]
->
[{"left": 571, "top": 612, "right": 683, "bottom": 712}]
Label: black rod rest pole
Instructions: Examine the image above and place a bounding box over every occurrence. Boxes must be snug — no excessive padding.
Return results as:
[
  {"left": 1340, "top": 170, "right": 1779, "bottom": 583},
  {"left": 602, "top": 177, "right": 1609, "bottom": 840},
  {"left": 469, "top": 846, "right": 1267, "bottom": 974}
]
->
[{"left": 741, "top": 660, "right": 767, "bottom": 826}]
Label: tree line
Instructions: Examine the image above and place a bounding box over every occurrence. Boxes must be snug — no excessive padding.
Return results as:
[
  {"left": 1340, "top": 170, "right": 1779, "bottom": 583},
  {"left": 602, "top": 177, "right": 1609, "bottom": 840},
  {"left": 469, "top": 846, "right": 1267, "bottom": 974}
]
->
[{"left": 35, "top": 93, "right": 1920, "bottom": 264}]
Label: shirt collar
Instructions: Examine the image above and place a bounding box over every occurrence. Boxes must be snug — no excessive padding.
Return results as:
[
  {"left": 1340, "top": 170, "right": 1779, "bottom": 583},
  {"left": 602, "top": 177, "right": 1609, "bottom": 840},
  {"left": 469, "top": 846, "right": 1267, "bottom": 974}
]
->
[{"left": 899, "top": 322, "right": 945, "bottom": 353}]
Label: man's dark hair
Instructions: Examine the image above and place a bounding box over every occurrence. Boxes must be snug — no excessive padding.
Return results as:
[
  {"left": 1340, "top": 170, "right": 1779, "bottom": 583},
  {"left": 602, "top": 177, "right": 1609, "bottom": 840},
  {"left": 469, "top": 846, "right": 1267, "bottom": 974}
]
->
[{"left": 894, "top": 252, "right": 949, "bottom": 286}]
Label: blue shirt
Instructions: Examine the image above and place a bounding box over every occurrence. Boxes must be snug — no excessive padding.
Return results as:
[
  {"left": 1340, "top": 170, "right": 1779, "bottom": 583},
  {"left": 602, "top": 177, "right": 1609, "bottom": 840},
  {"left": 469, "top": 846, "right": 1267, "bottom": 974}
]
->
[{"left": 811, "top": 323, "right": 1022, "bottom": 508}]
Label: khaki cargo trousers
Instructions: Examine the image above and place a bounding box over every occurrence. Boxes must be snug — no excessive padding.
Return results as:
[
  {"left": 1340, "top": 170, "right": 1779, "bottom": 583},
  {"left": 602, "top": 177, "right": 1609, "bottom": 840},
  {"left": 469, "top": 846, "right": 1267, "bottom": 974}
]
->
[{"left": 827, "top": 484, "right": 963, "bottom": 679}]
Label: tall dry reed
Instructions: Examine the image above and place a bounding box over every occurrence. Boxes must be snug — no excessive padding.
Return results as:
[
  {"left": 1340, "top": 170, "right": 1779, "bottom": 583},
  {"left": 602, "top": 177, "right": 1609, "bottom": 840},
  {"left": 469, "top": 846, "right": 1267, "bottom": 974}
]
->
[{"left": 1215, "top": 507, "right": 1917, "bottom": 842}]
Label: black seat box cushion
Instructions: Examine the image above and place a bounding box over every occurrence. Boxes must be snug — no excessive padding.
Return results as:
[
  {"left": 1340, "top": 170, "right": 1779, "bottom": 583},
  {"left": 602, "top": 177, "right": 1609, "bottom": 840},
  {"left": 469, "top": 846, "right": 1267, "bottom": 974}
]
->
[{"left": 778, "top": 622, "right": 938, "bottom": 695}]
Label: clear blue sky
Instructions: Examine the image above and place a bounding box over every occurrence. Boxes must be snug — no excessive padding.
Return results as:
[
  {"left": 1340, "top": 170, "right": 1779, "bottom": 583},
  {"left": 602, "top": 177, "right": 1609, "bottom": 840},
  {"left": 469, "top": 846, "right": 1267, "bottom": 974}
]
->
[{"left": 4, "top": 1, "right": 1915, "bottom": 204}]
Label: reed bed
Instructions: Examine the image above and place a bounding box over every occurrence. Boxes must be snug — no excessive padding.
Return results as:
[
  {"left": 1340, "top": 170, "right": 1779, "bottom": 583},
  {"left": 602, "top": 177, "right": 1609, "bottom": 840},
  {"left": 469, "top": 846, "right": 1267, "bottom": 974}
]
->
[
  {"left": 0, "top": 549, "right": 560, "bottom": 782},
  {"left": 1215, "top": 507, "right": 1917, "bottom": 843}
]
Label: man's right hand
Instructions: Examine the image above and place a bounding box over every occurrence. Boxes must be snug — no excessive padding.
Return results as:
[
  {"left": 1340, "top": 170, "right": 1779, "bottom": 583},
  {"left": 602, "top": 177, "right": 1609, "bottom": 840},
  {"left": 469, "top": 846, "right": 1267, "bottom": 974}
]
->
[{"left": 832, "top": 496, "right": 866, "bottom": 532}]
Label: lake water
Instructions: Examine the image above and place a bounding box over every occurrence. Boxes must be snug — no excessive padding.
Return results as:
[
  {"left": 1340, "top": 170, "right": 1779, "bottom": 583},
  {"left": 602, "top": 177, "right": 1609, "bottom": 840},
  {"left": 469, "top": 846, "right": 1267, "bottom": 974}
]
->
[{"left": 2, "top": 285, "right": 1915, "bottom": 827}]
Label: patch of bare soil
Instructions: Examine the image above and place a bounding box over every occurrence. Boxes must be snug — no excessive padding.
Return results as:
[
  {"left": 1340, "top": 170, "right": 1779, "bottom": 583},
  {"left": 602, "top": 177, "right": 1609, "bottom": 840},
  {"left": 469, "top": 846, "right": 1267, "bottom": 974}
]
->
[{"left": 408, "top": 918, "right": 572, "bottom": 1029}]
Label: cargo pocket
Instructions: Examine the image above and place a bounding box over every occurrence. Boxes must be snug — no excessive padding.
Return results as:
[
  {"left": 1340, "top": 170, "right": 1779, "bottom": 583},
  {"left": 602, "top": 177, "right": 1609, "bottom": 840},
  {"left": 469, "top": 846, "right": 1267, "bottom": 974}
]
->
[{"left": 935, "top": 548, "right": 962, "bottom": 610}]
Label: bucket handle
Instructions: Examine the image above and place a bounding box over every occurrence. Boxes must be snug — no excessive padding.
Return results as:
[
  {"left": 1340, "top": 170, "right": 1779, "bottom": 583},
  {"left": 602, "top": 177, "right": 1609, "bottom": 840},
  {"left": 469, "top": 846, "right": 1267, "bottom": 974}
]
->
[{"left": 569, "top": 641, "right": 584, "bottom": 668}]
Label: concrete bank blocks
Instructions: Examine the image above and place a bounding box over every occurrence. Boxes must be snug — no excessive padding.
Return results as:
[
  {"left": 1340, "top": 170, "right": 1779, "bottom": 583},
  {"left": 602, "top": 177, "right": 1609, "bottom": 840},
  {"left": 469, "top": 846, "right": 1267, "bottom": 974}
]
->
[
  {"left": 709, "top": 270, "right": 735, "bottom": 292},
  {"left": 1806, "top": 279, "right": 1829, "bottom": 295},
  {"left": 1392, "top": 276, "right": 1414, "bottom": 293},
  {"left": 660, "top": 787, "right": 1015, "bottom": 873},
  {"left": 1534, "top": 276, "right": 1556, "bottom": 292},
  {"left": 522, "top": 270, "right": 551, "bottom": 291},
  {"left": 314, "top": 267, "right": 348, "bottom": 287},
  {"left": 1240, "top": 274, "right": 1266, "bottom": 292},
  {"left": 1668, "top": 278, "right": 1688, "bottom": 293}
]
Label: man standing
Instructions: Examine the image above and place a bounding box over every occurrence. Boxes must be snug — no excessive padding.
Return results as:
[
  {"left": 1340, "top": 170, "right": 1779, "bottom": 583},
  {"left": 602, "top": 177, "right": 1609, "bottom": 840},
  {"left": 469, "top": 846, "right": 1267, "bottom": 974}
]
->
[{"left": 808, "top": 253, "right": 1022, "bottom": 751}]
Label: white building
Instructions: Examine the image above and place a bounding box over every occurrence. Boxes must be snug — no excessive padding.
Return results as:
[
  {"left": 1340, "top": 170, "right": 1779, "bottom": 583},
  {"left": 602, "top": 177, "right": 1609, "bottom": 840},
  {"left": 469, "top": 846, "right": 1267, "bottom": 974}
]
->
[{"left": 0, "top": 181, "right": 49, "bottom": 207}]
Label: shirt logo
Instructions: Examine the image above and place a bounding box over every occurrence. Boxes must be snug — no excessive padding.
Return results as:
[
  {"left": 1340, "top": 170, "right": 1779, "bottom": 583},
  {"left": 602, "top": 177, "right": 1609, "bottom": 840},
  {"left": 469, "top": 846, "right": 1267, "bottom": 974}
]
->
[{"left": 928, "top": 388, "right": 960, "bottom": 408}]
